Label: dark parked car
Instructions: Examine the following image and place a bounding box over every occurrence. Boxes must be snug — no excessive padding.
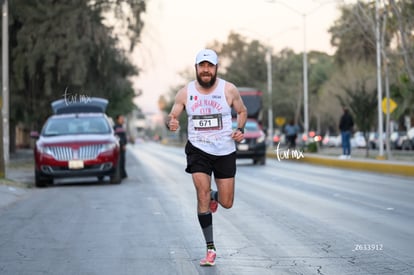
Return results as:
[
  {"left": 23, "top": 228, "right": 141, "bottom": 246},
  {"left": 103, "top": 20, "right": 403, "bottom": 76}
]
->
[
  {"left": 400, "top": 128, "right": 414, "bottom": 150},
  {"left": 232, "top": 119, "right": 266, "bottom": 165},
  {"left": 30, "top": 98, "right": 121, "bottom": 187},
  {"left": 390, "top": 131, "right": 407, "bottom": 150}
]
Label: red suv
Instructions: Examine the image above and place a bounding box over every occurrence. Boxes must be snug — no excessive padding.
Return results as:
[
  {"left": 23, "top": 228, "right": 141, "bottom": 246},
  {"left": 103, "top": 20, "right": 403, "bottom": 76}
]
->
[{"left": 31, "top": 98, "right": 121, "bottom": 187}]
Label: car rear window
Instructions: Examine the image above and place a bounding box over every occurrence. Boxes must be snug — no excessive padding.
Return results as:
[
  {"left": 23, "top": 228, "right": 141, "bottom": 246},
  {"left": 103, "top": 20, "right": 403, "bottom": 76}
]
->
[
  {"left": 42, "top": 116, "right": 111, "bottom": 136},
  {"left": 245, "top": 121, "right": 260, "bottom": 132}
]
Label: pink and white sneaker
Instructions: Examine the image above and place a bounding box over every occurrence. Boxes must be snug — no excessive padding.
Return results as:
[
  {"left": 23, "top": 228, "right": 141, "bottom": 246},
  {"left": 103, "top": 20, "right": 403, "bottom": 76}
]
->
[{"left": 199, "top": 249, "right": 216, "bottom": 266}]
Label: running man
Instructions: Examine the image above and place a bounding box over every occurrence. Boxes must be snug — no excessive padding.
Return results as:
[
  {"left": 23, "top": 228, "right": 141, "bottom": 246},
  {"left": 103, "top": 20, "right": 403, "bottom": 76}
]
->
[{"left": 166, "top": 49, "right": 247, "bottom": 266}]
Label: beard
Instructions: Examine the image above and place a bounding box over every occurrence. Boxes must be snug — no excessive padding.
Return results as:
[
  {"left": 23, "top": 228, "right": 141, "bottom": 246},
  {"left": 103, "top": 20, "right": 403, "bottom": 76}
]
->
[{"left": 196, "top": 68, "right": 217, "bottom": 88}]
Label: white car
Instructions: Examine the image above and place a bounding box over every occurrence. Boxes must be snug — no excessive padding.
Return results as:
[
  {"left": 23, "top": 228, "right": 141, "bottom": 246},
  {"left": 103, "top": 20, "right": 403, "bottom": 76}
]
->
[
  {"left": 322, "top": 135, "right": 341, "bottom": 147},
  {"left": 351, "top": 132, "right": 367, "bottom": 148}
]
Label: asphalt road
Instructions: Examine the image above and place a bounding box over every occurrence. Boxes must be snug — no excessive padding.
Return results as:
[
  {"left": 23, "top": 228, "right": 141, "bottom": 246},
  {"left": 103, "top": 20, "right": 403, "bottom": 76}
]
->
[{"left": 0, "top": 142, "right": 413, "bottom": 275}]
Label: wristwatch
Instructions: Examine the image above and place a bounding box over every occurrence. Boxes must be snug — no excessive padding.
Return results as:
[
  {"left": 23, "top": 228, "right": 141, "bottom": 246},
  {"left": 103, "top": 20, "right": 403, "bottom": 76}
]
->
[{"left": 237, "top": 127, "right": 244, "bottom": 134}]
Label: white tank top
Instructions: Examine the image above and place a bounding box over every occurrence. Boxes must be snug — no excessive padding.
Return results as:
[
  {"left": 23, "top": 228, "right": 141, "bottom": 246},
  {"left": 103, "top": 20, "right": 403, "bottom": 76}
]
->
[{"left": 186, "top": 79, "right": 235, "bottom": 155}]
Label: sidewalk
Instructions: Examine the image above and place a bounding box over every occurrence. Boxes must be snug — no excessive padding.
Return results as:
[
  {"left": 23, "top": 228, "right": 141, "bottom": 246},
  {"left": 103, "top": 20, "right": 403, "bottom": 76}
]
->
[{"left": 0, "top": 149, "right": 34, "bottom": 209}]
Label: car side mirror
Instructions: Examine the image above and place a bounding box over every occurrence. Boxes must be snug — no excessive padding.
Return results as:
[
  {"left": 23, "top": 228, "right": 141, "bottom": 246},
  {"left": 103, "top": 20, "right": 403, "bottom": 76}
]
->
[{"left": 30, "top": 131, "right": 40, "bottom": 139}]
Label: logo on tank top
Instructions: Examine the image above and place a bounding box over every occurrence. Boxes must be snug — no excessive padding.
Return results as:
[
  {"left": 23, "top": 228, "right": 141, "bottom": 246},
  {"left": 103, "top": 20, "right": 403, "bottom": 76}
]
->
[{"left": 190, "top": 95, "right": 198, "bottom": 101}]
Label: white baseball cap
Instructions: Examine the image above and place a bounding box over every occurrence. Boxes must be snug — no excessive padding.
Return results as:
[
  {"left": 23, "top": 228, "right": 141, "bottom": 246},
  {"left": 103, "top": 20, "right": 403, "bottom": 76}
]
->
[{"left": 195, "top": 49, "right": 218, "bottom": 65}]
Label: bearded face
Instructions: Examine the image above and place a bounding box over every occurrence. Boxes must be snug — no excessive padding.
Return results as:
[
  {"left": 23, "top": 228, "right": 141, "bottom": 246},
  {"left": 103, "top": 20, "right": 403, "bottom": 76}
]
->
[{"left": 196, "top": 64, "right": 218, "bottom": 88}]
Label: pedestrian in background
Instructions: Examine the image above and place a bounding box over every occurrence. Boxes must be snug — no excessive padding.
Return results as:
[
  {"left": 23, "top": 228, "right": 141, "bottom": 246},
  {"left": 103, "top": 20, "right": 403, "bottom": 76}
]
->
[
  {"left": 114, "top": 114, "right": 128, "bottom": 179},
  {"left": 166, "top": 49, "right": 247, "bottom": 266},
  {"left": 284, "top": 119, "right": 299, "bottom": 149},
  {"left": 339, "top": 107, "right": 354, "bottom": 159}
]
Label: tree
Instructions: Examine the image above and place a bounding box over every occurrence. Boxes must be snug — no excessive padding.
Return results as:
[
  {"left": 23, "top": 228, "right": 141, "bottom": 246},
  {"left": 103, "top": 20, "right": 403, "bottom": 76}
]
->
[
  {"left": 320, "top": 61, "right": 377, "bottom": 157},
  {"left": 89, "top": 0, "right": 146, "bottom": 52},
  {"left": 272, "top": 48, "right": 303, "bottom": 125},
  {"left": 214, "top": 31, "right": 268, "bottom": 90},
  {"left": 386, "top": 0, "right": 414, "bottom": 128},
  {"left": 7, "top": 0, "right": 146, "bottom": 143},
  {"left": 272, "top": 50, "right": 334, "bottom": 133},
  {"left": 160, "top": 31, "right": 334, "bottom": 138},
  {"left": 307, "top": 51, "right": 335, "bottom": 134},
  {"left": 388, "top": 0, "right": 414, "bottom": 84},
  {"left": 329, "top": 2, "right": 378, "bottom": 67},
  {"left": 329, "top": 1, "right": 414, "bottom": 129}
]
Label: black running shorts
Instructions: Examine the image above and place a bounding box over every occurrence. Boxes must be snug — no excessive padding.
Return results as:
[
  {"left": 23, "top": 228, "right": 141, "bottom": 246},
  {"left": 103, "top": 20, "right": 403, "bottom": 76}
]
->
[{"left": 185, "top": 141, "right": 236, "bottom": 179}]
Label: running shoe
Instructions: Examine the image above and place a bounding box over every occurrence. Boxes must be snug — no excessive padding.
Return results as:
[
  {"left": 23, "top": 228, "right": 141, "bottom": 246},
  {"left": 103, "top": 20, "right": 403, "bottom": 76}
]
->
[
  {"left": 200, "top": 249, "right": 216, "bottom": 266},
  {"left": 209, "top": 199, "right": 218, "bottom": 213}
]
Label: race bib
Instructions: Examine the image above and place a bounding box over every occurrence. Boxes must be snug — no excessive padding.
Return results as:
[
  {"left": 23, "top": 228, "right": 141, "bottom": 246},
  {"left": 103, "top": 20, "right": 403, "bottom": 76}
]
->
[{"left": 192, "top": 114, "right": 223, "bottom": 131}]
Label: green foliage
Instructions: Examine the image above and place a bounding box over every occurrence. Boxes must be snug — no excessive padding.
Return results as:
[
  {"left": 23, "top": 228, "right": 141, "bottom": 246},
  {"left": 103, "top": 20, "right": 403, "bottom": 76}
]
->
[
  {"left": 337, "top": 81, "right": 377, "bottom": 158},
  {"left": 272, "top": 49, "right": 303, "bottom": 119},
  {"left": 328, "top": 2, "right": 378, "bottom": 67},
  {"left": 306, "top": 141, "right": 318, "bottom": 153},
  {"left": 389, "top": 73, "right": 414, "bottom": 119},
  {"left": 329, "top": 0, "right": 414, "bottom": 129},
  {"left": 160, "top": 0, "right": 414, "bottom": 141},
  {"left": 212, "top": 32, "right": 334, "bottom": 132},
  {"left": 217, "top": 32, "right": 268, "bottom": 89},
  {"left": 8, "top": 0, "right": 146, "bottom": 130},
  {"left": 337, "top": 83, "right": 377, "bottom": 135}
]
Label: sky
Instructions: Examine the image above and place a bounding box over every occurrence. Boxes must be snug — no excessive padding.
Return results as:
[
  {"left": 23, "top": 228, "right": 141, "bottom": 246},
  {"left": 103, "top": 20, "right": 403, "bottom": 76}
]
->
[{"left": 130, "top": 0, "right": 346, "bottom": 114}]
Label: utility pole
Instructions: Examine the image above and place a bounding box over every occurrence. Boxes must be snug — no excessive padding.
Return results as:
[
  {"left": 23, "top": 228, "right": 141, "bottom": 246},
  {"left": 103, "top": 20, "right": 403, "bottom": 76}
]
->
[
  {"left": 265, "top": 0, "right": 336, "bottom": 140},
  {"left": 266, "top": 47, "right": 273, "bottom": 141},
  {"left": 375, "top": 0, "right": 385, "bottom": 159},
  {"left": 1, "top": 0, "right": 9, "bottom": 177},
  {"left": 302, "top": 13, "right": 308, "bottom": 138}
]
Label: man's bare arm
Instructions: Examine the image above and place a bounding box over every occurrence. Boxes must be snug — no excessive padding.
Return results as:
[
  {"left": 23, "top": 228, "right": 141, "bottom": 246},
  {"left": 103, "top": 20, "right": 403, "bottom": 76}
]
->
[
  {"left": 228, "top": 83, "right": 247, "bottom": 129},
  {"left": 226, "top": 83, "right": 247, "bottom": 142},
  {"left": 166, "top": 87, "right": 186, "bottom": 131}
]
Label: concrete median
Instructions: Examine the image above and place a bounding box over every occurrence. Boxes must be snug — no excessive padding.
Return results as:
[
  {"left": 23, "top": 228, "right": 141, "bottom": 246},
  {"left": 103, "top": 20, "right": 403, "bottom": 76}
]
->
[
  {"left": 267, "top": 149, "right": 414, "bottom": 177},
  {"left": 297, "top": 154, "right": 414, "bottom": 177}
]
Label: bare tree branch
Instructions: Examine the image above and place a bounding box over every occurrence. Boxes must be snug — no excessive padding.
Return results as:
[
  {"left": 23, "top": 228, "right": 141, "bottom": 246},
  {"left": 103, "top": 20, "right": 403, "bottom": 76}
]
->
[{"left": 388, "top": 0, "right": 414, "bottom": 83}]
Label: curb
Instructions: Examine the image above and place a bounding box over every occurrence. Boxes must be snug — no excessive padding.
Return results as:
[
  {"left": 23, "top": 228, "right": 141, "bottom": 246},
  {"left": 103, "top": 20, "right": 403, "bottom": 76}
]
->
[
  {"left": 267, "top": 151, "right": 414, "bottom": 177},
  {"left": 299, "top": 154, "right": 414, "bottom": 177}
]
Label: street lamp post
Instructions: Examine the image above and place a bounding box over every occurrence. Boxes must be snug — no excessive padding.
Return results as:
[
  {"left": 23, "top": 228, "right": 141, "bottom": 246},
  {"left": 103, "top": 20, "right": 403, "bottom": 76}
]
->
[
  {"left": 236, "top": 27, "right": 297, "bottom": 142},
  {"left": 2, "top": 0, "right": 9, "bottom": 167},
  {"left": 375, "top": 0, "right": 384, "bottom": 158},
  {"left": 266, "top": 0, "right": 336, "bottom": 139},
  {"left": 266, "top": 0, "right": 310, "bottom": 138},
  {"left": 302, "top": 14, "right": 309, "bottom": 138},
  {"left": 266, "top": 47, "right": 273, "bottom": 141}
]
